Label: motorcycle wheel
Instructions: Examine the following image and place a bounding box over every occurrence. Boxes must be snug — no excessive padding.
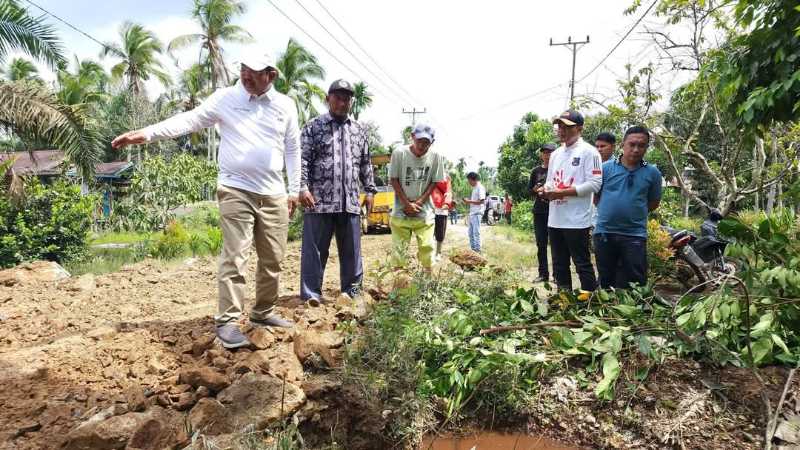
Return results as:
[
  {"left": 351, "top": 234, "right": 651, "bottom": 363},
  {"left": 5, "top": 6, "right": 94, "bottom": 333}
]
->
[{"left": 675, "top": 259, "right": 708, "bottom": 293}]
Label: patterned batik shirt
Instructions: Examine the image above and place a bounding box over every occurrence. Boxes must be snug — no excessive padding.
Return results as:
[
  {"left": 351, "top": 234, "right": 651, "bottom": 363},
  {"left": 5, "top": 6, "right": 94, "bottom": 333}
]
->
[{"left": 300, "top": 113, "right": 377, "bottom": 214}]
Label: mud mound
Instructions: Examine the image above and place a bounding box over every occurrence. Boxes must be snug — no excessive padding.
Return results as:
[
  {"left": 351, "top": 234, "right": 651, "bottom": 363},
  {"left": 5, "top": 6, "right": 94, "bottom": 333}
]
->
[{"left": 449, "top": 249, "right": 487, "bottom": 271}]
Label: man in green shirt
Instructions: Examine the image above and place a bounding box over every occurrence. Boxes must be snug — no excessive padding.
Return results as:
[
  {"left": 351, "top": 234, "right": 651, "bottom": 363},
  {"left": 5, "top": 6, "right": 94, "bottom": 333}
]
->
[{"left": 389, "top": 123, "right": 446, "bottom": 269}]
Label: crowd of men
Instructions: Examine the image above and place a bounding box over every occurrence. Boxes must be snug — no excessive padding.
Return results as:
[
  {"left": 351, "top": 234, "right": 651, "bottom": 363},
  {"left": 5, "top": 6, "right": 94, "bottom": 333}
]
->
[{"left": 111, "top": 50, "right": 662, "bottom": 350}]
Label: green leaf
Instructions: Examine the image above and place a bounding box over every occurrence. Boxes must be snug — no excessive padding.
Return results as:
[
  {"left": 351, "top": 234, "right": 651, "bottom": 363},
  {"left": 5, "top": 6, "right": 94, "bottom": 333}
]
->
[
  {"left": 595, "top": 353, "right": 621, "bottom": 400},
  {"left": 612, "top": 304, "right": 640, "bottom": 318},
  {"left": 750, "top": 336, "right": 773, "bottom": 364},
  {"left": 519, "top": 299, "right": 534, "bottom": 313},
  {"left": 771, "top": 334, "right": 790, "bottom": 354}
]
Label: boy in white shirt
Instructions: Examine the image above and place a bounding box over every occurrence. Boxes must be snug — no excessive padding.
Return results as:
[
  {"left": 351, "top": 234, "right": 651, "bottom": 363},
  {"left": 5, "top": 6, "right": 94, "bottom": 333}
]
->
[
  {"left": 537, "top": 110, "right": 602, "bottom": 292},
  {"left": 463, "top": 172, "right": 486, "bottom": 252}
]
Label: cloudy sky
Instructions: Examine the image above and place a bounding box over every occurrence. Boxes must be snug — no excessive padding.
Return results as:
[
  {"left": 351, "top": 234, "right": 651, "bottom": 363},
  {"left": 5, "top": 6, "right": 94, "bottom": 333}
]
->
[{"left": 19, "top": 0, "right": 687, "bottom": 168}]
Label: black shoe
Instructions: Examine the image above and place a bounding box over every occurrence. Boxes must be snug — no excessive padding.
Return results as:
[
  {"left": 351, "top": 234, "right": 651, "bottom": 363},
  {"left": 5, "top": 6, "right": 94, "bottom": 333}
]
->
[{"left": 535, "top": 276, "right": 549, "bottom": 283}]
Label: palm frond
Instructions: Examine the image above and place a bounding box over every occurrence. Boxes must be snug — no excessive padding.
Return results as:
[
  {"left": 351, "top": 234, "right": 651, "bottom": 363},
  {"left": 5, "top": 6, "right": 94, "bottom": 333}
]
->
[
  {"left": 167, "top": 33, "right": 204, "bottom": 55},
  {"left": 0, "top": 0, "right": 64, "bottom": 67},
  {"left": 0, "top": 80, "right": 101, "bottom": 179}
]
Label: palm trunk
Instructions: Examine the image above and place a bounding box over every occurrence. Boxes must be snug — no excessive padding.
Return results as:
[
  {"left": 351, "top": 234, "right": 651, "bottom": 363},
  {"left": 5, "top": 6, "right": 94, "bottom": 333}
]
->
[{"left": 753, "top": 137, "right": 765, "bottom": 212}]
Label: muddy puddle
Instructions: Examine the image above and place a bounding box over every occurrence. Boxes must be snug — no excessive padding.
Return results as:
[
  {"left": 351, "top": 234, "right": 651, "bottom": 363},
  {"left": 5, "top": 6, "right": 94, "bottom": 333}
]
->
[{"left": 422, "top": 432, "right": 579, "bottom": 450}]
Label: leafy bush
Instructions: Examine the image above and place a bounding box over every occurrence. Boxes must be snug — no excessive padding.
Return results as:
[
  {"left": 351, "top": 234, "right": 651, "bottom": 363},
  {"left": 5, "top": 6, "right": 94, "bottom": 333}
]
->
[
  {"left": 110, "top": 154, "right": 217, "bottom": 231},
  {"left": 205, "top": 228, "right": 223, "bottom": 255},
  {"left": 0, "top": 179, "right": 96, "bottom": 268},
  {"left": 151, "top": 220, "right": 189, "bottom": 259},
  {"left": 288, "top": 210, "right": 303, "bottom": 242},
  {"left": 510, "top": 199, "right": 534, "bottom": 232},
  {"left": 647, "top": 219, "right": 676, "bottom": 281},
  {"left": 667, "top": 215, "right": 702, "bottom": 232}
]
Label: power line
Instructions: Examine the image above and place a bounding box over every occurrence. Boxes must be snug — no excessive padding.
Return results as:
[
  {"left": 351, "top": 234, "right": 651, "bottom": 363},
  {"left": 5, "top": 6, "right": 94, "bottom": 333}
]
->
[
  {"left": 457, "top": 82, "right": 567, "bottom": 121},
  {"left": 264, "top": 0, "right": 402, "bottom": 107},
  {"left": 21, "top": 0, "right": 112, "bottom": 52},
  {"left": 575, "top": 0, "right": 658, "bottom": 84},
  {"left": 290, "top": 0, "right": 410, "bottom": 105},
  {"left": 309, "top": 0, "right": 422, "bottom": 105}
]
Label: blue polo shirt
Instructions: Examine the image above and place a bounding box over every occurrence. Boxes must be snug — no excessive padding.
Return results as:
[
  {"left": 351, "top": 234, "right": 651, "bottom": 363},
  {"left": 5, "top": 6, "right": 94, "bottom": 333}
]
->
[{"left": 595, "top": 159, "right": 662, "bottom": 238}]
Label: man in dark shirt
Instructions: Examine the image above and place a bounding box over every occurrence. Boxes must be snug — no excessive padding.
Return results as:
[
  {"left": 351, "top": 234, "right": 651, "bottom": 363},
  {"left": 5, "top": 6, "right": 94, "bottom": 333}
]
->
[
  {"left": 528, "top": 143, "right": 556, "bottom": 282},
  {"left": 299, "top": 79, "right": 377, "bottom": 306}
]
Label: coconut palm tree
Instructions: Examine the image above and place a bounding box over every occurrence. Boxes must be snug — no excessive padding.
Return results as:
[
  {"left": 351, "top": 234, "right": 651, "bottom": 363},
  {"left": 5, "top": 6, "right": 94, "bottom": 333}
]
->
[
  {"left": 101, "top": 22, "right": 171, "bottom": 96},
  {"left": 274, "top": 38, "right": 326, "bottom": 125},
  {"left": 168, "top": 0, "right": 252, "bottom": 90},
  {"left": 0, "top": 0, "right": 100, "bottom": 179},
  {"left": 351, "top": 81, "right": 372, "bottom": 121},
  {"left": 0, "top": 81, "right": 102, "bottom": 180},
  {"left": 57, "top": 57, "right": 109, "bottom": 105},
  {"left": 0, "top": 0, "right": 64, "bottom": 67},
  {"left": 2, "top": 57, "right": 39, "bottom": 82}
]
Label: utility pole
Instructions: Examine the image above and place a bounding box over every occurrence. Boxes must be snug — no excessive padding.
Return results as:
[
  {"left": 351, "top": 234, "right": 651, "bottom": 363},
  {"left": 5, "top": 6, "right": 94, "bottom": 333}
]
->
[
  {"left": 402, "top": 107, "right": 427, "bottom": 125},
  {"left": 549, "top": 36, "right": 590, "bottom": 103}
]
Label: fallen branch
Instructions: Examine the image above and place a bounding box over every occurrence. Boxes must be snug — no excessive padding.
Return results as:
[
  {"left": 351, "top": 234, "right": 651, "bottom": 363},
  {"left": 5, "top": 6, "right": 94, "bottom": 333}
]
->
[
  {"left": 479, "top": 321, "right": 582, "bottom": 335},
  {"left": 765, "top": 368, "right": 797, "bottom": 450}
]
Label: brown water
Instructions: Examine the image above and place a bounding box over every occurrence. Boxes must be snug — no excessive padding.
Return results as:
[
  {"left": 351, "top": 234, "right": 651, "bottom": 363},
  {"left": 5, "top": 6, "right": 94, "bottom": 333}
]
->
[{"left": 422, "top": 432, "right": 579, "bottom": 450}]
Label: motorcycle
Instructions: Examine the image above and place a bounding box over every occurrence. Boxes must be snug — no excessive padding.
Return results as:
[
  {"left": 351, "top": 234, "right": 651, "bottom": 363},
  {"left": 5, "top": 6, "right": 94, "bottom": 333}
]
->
[{"left": 665, "top": 226, "right": 735, "bottom": 292}]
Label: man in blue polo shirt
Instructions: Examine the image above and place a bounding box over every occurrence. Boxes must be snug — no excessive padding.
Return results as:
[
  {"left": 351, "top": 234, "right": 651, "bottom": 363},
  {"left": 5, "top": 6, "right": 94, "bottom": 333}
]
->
[{"left": 594, "top": 125, "right": 662, "bottom": 289}]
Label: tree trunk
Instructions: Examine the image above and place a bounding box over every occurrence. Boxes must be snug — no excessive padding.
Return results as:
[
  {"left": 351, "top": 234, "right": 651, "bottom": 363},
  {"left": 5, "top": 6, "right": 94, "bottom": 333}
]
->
[
  {"left": 753, "top": 137, "right": 765, "bottom": 212},
  {"left": 766, "top": 133, "right": 779, "bottom": 213}
]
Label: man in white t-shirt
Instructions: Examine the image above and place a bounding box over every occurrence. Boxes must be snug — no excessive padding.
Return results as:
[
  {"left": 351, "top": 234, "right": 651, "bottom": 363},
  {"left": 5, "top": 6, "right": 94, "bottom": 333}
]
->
[
  {"left": 463, "top": 172, "right": 486, "bottom": 252},
  {"left": 537, "top": 110, "right": 601, "bottom": 292},
  {"left": 112, "top": 52, "right": 300, "bottom": 349}
]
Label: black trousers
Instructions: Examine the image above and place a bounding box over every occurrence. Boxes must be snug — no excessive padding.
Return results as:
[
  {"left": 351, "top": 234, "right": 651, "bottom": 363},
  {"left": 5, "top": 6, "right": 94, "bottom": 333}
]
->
[
  {"left": 434, "top": 214, "right": 447, "bottom": 242},
  {"left": 534, "top": 213, "right": 550, "bottom": 278},
  {"left": 549, "top": 227, "right": 597, "bottom": 291},
  {"left": 594, "top": 233, "right": 648, "bottom": 289}
]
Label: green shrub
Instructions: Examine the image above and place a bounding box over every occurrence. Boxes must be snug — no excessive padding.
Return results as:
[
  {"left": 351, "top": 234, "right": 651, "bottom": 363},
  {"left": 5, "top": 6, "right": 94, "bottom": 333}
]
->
[
  {"left": 288, "top": 210, "right": 303, "bottom": 241},
  {"left": 0, "top": 179, "right": 96, "bottom": 268},
  {"left": 667, "top": 215, "right": 702, "bottom": 232},
  {"left": 205, "top": 228, "right": 223, "bottom": 255},
  {"left": 511, "top": 200, "right": 534, "bottom": 232},
  {"left": 188, "top": 233, "right": 206, "bottom": 256},
  {"left": 151, "top": 220, "right": 189, "bottom": 259}
]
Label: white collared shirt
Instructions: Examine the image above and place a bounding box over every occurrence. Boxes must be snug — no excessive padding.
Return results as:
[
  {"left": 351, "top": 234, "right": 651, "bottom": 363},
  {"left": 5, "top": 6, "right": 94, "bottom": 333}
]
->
[
  {"left": 142, "top": 82, "right": 301, "bottom": 196},
  {"left": 546, "top": 137, "right": 602, "bottom": 229}
]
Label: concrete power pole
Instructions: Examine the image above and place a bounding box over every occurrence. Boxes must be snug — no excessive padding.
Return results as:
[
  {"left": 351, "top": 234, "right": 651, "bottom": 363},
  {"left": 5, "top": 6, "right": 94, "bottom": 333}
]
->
[
  {"left": 549, "top": 36, "right": 590, "bottom": 103},
  {"left": 402, "top": 107, "right": 427, "bottom": 125}
]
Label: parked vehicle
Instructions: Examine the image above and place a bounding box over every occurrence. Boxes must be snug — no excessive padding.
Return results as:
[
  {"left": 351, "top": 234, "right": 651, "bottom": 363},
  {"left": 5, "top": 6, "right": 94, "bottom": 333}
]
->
[{"left": 666, "top": 226, "right": 735, "bottom": 291}]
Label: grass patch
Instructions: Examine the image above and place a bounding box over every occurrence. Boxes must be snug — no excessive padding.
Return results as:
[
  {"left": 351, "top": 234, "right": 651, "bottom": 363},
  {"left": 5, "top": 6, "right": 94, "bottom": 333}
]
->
[
  {"left": 90, "top": 230, "right": 152, "bottom": 246},
  {"left": 65, "top": 243, "right": 151, "bottom": 275}
]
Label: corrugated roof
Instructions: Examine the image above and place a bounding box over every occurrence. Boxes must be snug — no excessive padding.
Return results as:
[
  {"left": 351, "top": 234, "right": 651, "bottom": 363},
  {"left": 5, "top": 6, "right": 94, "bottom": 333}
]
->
[
  {"left": 0, "top": 150, "right": 66, "bottom": 176},
  {"left": 95, "top": 161, "right": 133, "bottom": 177}
]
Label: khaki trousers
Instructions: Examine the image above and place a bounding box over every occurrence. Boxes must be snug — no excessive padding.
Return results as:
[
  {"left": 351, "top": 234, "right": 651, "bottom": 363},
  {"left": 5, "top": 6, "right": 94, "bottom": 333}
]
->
[{"left": 216, "top": 185, "right": 288, "bottom": 325}]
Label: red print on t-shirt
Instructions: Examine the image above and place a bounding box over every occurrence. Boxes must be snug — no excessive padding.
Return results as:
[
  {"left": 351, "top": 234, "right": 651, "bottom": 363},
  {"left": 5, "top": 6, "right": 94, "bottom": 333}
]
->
[{"left": 553, "top": 169, "right": 574, "bottom": 189}]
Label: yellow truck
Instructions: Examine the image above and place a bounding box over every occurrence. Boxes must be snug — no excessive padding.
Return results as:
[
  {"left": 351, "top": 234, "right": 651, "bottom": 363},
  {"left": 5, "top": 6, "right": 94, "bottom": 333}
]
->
[{"left": 359, "top": 153, "right": 393, "bottom": 234}]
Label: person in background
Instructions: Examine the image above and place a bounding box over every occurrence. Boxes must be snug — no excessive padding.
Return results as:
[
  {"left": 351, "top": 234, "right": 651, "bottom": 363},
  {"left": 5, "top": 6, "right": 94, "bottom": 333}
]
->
[
  {"left": 537, "top": 110, "right": 601, "bottom": 293},
  {"left": 595, "top": 132, "right": 617, "bottom": 163},
  {"left": 529, "top": 143, "right": 556, "bottom": 282},
  {"left": 298, "top": 79, "right": 376, "bottom": 307},
  {"left": 111, "top": 51, "right": 300, "bottom": 349},
  {"left": 594, "top": 125, "right": 662, "bottom": 289},
  {"left": 463, "top": 172, "right": 486, "bottom": 252},
  {"left": 432, "top": 176, "right": 453, "bottom": 261},
  {"left": 449, "top": 204, "right": 458, "bottom": 225},
  {"left": 701, "top": 208, "right": 723, "bottom": 237},
  {"left": 592, "top": 133, "right": 617, "bottom": 229},
  {"left": 389, "top": 123, "right": 446, "bottom": 270},
  {"left": 504, "top": 193, "right": 513, "bottom": 224}
]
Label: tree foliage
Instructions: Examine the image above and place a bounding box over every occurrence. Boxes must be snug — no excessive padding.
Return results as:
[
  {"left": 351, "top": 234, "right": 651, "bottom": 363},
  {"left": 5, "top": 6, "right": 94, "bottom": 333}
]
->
[
  {"left": 496, "top": 113, "right": 555, "bottom": 202},
  {"left": 0, "top": 0, "right": 64, "bottom": 68},
  {"left": 101, "top": 21, "right": 171, "bottom": 96},
  {"left": 274, "top": 38, "right": 326, "bottom": 125}
]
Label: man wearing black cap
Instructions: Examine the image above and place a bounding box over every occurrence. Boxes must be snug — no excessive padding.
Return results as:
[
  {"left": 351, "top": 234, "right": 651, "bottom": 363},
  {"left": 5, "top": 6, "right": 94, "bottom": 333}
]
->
[
  {"left": 528, "top": 143, "right": 556, "bottom": 282},
  {"left": 298, "top": 79, "right": 377, "bottom": 306},
  {"left": 537, "top": 110, "right": 602, "bottom": 293}
]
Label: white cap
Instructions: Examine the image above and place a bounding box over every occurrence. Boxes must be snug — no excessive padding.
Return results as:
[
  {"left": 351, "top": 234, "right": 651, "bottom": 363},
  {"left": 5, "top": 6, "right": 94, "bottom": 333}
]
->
[{"left": 236, "top": 50, "right": 276, "bottom": 72}]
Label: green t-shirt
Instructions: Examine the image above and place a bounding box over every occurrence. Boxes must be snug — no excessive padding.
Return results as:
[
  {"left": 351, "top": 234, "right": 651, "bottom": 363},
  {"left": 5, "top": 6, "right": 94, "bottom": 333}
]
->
[{"left": 389, "top": 146, "right": 446, "bottom": 222}]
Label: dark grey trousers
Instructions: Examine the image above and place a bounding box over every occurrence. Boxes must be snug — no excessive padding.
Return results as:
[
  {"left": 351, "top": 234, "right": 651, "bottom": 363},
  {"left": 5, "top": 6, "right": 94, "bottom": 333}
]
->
[{"left": 300, "top": 213, "right": 363, "bottom": 301}]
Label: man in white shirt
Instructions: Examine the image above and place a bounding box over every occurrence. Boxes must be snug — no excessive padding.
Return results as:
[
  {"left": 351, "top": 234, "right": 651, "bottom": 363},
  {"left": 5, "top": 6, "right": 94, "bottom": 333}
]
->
[
  {"left": 463, "top": 172, "right": 486, "bottom": 252},
  {"left": 111, "top": 52, "right": 300, "bottom": 349},
  {"left": 537, "top": 110, "right": 601, "bottom": 292}
]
